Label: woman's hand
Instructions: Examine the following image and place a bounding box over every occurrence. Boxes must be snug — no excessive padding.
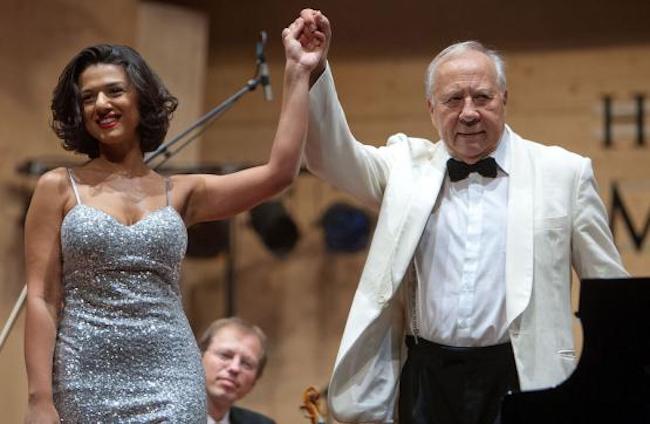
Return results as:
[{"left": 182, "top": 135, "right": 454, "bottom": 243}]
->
[
  {"left": 282, "top": 14, "right": 328, "bottom": 73},
  {"left": 25, "top": 397, "right": 60, "bottom": 424}
]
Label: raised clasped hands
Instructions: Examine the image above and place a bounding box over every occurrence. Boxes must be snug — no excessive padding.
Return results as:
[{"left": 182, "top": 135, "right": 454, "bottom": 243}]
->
[{"left": 282, "top": 9, "right": 331, "bottom": 75}]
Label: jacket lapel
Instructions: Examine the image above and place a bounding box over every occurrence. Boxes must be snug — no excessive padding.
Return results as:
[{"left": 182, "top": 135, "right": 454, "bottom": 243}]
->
[
  {"left": 504, "top": 128, "right": 534, "bottom": 327},
  {"left": 337, "top": 140, "right": 446, "bottom": 352},
  {"left": 388, "top": 143, "right": 447, "bottom": 292},
  {"left": 329, "top": 140, "right": 448, "bottom": 421}
]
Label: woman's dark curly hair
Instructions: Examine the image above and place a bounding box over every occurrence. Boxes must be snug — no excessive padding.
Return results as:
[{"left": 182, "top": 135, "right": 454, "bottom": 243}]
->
[{"left": 51, "top": 44, "right": 178, "bottom": 158}]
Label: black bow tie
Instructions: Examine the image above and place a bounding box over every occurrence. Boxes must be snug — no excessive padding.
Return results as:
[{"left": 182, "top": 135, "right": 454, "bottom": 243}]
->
[{"left": 447, "top": 157, "right": 498, "bottom": 182}]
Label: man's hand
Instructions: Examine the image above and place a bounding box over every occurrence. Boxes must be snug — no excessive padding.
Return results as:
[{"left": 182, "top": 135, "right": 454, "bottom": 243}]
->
[{"left": 297, "top": 9, "right": 331, "bottom": 86}]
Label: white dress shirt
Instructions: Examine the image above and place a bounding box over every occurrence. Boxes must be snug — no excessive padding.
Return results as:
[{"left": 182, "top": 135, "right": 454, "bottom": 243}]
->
[
  {"left": 207, "top": 410, "right": 230, "bottom": 424},
  {"left": 411, "top": 131, "right": 511, "bottom": 347}
]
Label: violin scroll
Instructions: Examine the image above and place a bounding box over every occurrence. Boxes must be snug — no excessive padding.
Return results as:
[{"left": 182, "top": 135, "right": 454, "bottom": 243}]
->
[{"left": 300, "top": 385, "right": 326, "bottom": 424}]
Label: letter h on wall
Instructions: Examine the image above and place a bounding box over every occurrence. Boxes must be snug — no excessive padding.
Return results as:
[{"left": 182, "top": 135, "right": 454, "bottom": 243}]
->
[{"left": 603, "top": 94, "right": 646, "bottom": 148}]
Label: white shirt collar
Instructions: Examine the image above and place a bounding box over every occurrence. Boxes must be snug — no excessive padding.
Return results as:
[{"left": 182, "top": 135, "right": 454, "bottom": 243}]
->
[
  {"left": 492, "top": 125, "right": 511, "bottom": 175},
  {"left": 207, "top": 409, "right": 230, "bottom": 424}
]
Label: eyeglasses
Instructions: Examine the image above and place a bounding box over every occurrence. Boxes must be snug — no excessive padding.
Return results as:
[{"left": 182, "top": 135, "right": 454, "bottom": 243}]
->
[{"left": 210, "top": 348, "right": 258, "bottom": 373}]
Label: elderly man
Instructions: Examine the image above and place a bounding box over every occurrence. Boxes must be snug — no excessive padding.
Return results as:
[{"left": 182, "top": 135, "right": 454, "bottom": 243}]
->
[
  {"left": 199, "top": 318, "right": 275, "bottom": 424},
  {"left": 294, "top": 9, "right": 628, "bottom": 424}
]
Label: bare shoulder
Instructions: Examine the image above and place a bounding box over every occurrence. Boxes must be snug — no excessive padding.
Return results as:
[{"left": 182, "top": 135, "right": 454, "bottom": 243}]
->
[
  {"left": 167, "top": 173, "right": 210, "bottom": 208},
  {"left": 30, "top": 167, "right": 74, "bottom": 217},
  {"left": 34, "top": 168, "right": 71, "bottom": 198},
  {"left": 168, "top": 173, "right": 204, "bottom": 194},
  {"left": 167, "top": 172, "right": 233, "bottom": 222},
  {"left": 168, "top": 173, "right": 227, "bottom": 192}
]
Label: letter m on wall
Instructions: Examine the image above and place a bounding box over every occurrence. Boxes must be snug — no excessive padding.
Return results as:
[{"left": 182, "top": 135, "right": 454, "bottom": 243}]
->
[{"left": 609, "top": 182, "right": 650, "bottom": 252}]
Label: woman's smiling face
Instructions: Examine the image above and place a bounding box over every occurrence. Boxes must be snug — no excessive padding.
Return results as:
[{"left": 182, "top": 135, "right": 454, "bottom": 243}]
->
[{"left": 79, "top": 63, "right": 140, "bottom": 150}]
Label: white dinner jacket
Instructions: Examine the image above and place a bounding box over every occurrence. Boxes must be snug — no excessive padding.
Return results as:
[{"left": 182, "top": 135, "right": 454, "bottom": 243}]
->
[{"left": 305, "top": 65, "right": 628, "bottom": 424}]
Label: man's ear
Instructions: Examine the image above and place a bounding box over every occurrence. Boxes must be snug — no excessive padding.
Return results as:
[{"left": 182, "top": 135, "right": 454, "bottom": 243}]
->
[
  {"left": 503, "top": 90, "right": 508, "bottom": 106},
  {"left": 426, "top": 98, "right": 440, "bottom": 133},
  {"left": 426, "top": 98, "right": 434, "bottom": 114}
]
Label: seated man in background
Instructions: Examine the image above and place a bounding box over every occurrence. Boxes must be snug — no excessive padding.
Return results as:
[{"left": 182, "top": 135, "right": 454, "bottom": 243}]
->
[{"left": 199, "top": 317, "right": 275, "bottom": 424}]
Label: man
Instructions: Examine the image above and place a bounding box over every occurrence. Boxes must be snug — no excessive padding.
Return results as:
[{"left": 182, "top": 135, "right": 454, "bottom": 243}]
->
[
  {"left": 199, "top": 318, "right": 275, "bottom": 424},
  {"left": 294, "top": 9, "right": 628, "bottom": 424}
]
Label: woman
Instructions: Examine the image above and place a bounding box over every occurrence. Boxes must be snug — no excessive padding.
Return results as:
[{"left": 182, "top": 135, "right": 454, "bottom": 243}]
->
[{"left": 24, "top": 17, "right": 325, "bottom": 423}]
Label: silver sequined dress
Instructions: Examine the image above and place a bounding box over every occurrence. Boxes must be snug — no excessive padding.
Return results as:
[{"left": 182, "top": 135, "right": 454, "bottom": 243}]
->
[{"left": 53, "top": 170, "right": 206, "bottom": 423}]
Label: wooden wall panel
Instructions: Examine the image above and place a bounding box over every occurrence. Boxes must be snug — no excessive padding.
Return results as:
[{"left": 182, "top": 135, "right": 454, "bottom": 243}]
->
[{"left": 136, "top": 1, "right": 209, "bottom": 164}]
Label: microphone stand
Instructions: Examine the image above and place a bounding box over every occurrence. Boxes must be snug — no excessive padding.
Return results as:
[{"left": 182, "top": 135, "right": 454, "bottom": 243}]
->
[
  {"left": 147, "top": 30, "right": 270, "bottom": 169},
  {"left": 146, "top": 76, "right": 264, "bottom": 169},
  {"left": 0, "top": 31, "right": 271, "bottom": 353},
  {"left": 0, "top": 286, "right": 27, "bottom": 353}
]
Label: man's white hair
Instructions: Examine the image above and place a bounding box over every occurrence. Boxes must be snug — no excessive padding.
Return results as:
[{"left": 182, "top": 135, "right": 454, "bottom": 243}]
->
[{"left": 424, "top": 41, "right": 506, "bottom": 102}]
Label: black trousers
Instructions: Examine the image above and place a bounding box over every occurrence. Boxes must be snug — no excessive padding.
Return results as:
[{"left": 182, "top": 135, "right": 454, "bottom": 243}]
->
[{"left": 399, "top": 336, "right": 520, "bottom": 424}]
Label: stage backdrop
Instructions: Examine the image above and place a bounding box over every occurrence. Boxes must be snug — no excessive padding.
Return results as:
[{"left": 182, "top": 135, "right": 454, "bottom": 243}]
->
[{"left": 0, "top": 1, "right": 648, "bottom": 423}]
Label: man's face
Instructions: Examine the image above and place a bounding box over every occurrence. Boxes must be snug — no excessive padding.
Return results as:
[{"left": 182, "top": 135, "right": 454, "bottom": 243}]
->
[
  {"left": 427, "top": 50, "right": 507, "bottom": 164},
  {"left": 202, "top": 326, "right": 263, "bottom": 406}
]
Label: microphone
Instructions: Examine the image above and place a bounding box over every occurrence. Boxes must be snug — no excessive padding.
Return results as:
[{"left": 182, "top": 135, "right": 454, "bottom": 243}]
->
[{"left": 256, "top": 31, "right": 273, "bottom": 101}]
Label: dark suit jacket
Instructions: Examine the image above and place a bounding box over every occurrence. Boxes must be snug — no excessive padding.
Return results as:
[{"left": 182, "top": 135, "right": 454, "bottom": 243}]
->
[{"left": 230, "top": 406, "right": 275, "bottom": 424}]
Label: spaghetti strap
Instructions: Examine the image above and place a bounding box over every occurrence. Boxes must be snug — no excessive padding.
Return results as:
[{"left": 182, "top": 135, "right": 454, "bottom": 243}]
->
[
  {"left": 164, "top": 177, "right": 171, "bottom": 207},
  {"left": 66, "top": 168, "right": 82, "bottom": 205}
]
